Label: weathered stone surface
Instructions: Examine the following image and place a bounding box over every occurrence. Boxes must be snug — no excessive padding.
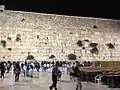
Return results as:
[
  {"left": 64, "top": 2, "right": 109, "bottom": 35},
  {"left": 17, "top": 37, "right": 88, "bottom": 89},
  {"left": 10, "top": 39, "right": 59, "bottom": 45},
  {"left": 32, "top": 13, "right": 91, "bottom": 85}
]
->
[{"left": 0, "top": 10, "right": 120, "bottom": 61}]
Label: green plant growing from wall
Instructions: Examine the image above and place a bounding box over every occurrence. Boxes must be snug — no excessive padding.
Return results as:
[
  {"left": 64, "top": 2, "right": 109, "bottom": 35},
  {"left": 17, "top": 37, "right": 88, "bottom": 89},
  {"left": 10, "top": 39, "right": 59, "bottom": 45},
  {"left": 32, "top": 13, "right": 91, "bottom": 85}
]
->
[
  {"left": 106, "top": 43, "right": 114, "bottom": 49},
  {"left": 49, "top": 55, "right": 55, "bottom": 59},
  {"left": 106, "top": 43, "right": 115, "bottom": 60},
  {"left": 77, "top": 40, "right": 83, "bottom": 47},
  {"left": 68, "top": 54, "right": 77, "bottom": 60},
  {"left": 0, "top": 40, "right": 6, "bottom": 48},
  {"left": 26, "top": 55, "right": 35, "bottom": 60},
  {"left": 90, "top": 47, "right": 99, "bottom": 54},
  {"left": 89, "top": 43, "right": 98, "bottom": 47},
  {"left": 16, "top": 37, "right": 21, "bottom": 41},
  {"left": 89, "top": 42, "right": 99, "bottom": 61}
]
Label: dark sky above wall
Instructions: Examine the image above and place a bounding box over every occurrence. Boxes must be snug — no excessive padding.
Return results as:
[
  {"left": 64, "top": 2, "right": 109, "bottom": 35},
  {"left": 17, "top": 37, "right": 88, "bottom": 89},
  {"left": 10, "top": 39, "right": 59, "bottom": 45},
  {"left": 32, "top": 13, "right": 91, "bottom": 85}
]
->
[{"left": 0, "top": 0, "right": 120, "bottom": 20}]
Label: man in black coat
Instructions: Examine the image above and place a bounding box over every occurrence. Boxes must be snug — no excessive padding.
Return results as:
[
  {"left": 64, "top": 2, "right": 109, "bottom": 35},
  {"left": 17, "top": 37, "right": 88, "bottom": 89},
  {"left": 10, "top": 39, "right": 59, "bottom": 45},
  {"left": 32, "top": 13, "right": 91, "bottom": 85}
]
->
[
  {"left": 14, "top": 62, "right": 21, "bottom": 82},
  {"left": 74, "top": 63, "right": 82, "bottom": 90},
  {"left": 0, "top": 62, "right": 6, "bottom": 78},
  {"left": 49, "top": 64, "right": 58, "bottom": 90}
]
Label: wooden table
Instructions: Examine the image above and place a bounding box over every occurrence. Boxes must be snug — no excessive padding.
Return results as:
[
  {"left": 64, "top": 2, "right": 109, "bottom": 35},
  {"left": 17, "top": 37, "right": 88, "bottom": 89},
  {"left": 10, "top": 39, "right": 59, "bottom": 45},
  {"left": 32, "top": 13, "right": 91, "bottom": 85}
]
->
[
  {"left": 105, "top": 74, "right": 120, "bottom": 88},
  {"left": 79, "top": 67, "right": 105, "bottom": 82}
]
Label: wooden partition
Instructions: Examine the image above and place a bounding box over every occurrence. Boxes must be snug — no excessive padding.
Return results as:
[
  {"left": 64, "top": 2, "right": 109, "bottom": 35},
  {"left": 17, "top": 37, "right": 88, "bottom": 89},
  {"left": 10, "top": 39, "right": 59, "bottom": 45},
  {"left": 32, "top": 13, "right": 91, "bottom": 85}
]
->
[{"left": 95, "top": 61, "right": 120, "bottom": 67}]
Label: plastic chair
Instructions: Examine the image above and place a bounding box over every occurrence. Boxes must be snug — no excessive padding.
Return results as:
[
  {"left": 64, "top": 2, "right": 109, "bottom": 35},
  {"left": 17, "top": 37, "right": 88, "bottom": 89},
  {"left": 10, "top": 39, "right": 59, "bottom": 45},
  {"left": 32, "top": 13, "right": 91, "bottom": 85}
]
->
[{"left": 95, "top": 74, "right": 103, "bottom": 85}]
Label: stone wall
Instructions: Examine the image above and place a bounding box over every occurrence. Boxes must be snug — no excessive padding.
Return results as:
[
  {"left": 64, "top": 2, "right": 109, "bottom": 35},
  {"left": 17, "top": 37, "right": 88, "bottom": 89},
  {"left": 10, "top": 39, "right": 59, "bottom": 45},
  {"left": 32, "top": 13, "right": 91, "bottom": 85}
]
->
[{"left": 0, "top": 10, "right": 120, "bottom": 61}]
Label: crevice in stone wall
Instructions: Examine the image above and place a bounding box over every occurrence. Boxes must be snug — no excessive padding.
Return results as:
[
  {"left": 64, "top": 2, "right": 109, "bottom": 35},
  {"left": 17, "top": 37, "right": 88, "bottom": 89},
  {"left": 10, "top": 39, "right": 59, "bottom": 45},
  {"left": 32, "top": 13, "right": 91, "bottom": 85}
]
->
[
  {"left": 21, "top": 18, "right": 26, "bottom": 22},
  {"left": 106, "top": 43, "right": 115, "bottom": 49},
  {"left": 69, "top": 32, "right": 73, "bottom": 34},
  {"left": 61, "top": 49, "right": 64, "bottom": 53},
  {"left": 8, "top": 48, "right": 12, "bottom": 51},
  {"left": 82, "top": 47, "right": 85, "bottom": 49},
  {"left": 46, "top": 37, "right": 48, "bottom": 39},
  {"left": 84, "top": 39, "right": 89, "bottom": 42},
  {"left": 28, "top": 52, "right": 30, "bottom": 55},
  {"left": 93, "top": 25, "right": 98, "bottom": 29},
  {"left": 77, "top": 40, "right": 83, "bottom": 47},
  {"left": 0, "top": 40, "right": 6, "bottom": 48},
  {"left": 16, "top": 37, "right": 21, "bottom": 41},
  {"left": 37, "top": 35, "right": 39, "bottom": 39},
  {"left": 16, "top": 34, "right": 21, "bottom": 41},
  {"left": 45, "top": 43, "right": 47, "bottom": 45},
  {"left": 7, "top": 37, "right": 12, "bottom": 41}
]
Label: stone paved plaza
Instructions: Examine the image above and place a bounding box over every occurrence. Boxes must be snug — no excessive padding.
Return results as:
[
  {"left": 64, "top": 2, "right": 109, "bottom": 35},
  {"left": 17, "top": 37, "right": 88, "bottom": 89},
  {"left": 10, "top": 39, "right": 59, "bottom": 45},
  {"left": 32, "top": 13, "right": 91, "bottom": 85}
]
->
[{"left": 0, "top": 70, "right": 120, "bottom": 90}]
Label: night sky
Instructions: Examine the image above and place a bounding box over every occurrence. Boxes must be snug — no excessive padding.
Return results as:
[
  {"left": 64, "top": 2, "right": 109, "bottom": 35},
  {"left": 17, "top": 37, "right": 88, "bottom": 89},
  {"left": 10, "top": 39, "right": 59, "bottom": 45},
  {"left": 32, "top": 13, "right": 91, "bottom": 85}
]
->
[{"left": 0, "top": 0, "right": 120, "bottom": 20}]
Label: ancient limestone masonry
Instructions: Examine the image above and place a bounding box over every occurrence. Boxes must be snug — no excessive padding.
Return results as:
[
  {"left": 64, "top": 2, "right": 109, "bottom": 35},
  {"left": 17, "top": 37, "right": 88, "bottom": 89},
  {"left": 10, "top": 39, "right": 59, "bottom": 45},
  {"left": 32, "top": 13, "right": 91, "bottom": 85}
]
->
[{"left": 0, "top": 10, "right": 120, "bottom": 61}]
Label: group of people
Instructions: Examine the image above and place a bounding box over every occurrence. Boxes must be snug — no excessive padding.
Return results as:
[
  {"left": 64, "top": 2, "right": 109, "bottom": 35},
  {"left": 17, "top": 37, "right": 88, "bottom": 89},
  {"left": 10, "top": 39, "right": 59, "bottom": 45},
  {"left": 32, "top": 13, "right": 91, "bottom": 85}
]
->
[
  {"left": 49, "top": 61, "right": 82, "bottom": 90},
  {"left": 0, "top": 60, "right": 91, "bottom": 90}
]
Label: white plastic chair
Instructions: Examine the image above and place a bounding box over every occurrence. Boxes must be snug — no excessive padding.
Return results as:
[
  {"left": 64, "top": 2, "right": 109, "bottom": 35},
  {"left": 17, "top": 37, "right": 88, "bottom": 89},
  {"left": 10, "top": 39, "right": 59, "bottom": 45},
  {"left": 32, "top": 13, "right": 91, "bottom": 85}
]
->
[{"left": 95, "top": 74, "right": 103, "bottom": 85}]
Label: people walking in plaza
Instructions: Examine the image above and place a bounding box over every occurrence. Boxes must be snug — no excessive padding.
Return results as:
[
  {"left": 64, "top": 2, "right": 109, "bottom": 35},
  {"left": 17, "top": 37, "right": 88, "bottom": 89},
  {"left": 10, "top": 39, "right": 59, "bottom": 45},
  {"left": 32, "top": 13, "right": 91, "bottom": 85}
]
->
[
  {"left": 14, "top": 62, "right": 21, "bottom": 82},
  {"left": 49, "top": 64, "right": 58, "bottom": 90},
  {"left": 0, "top": 62, "right": 6, "bottom": 78},
  {"left": 29, "top": 64, "right": 34, "bottom": 78},
  {"left": 6, "top": 61, "right": 11, "bottom": 73},
  {"left": 74, "top": 62, "right": 82, "bottom": 90}
]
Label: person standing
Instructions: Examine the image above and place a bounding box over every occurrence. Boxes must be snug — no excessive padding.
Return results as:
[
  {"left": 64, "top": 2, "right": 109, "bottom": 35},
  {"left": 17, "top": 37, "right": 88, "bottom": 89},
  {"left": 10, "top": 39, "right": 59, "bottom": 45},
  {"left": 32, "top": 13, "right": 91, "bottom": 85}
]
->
[
  {"left": 0, "top": 62, "right": 6, "bottom": 78},
  {"left": 74, "top": 63, "right": 82, "bottom": 90},
  {"left": 14, "top": 62, "right": 21, "bottom": 82},
  {"left": 49, "top": 64, "right": 58, "bottom": 90}
]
